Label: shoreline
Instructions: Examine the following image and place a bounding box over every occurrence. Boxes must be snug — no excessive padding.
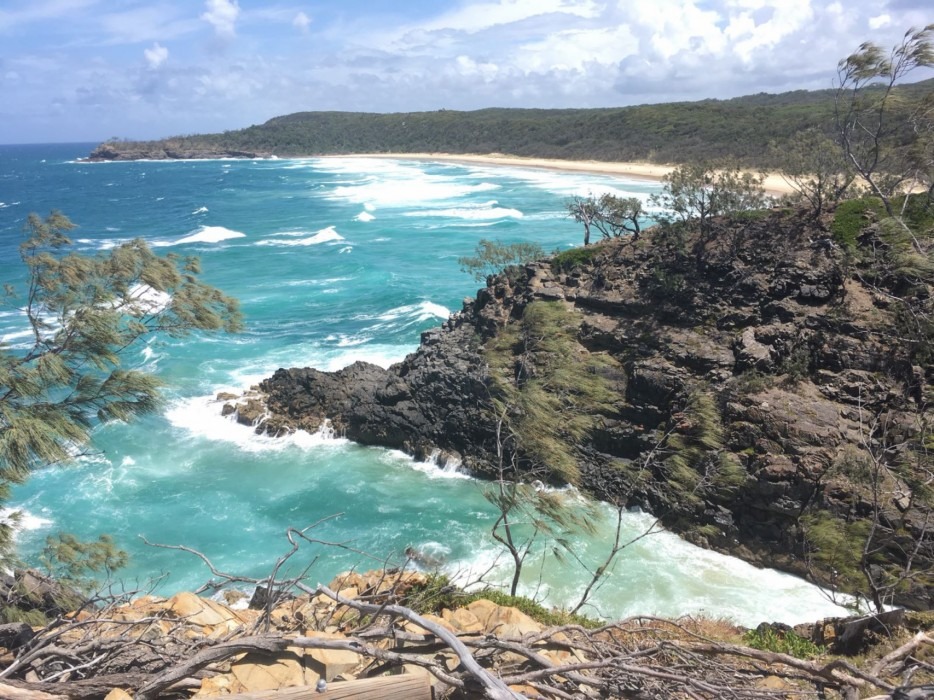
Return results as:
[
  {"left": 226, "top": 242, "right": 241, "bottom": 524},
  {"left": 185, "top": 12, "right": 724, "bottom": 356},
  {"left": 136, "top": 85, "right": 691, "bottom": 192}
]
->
[{"left": 327, "top": 152, "right": 797, "bottom": 196}]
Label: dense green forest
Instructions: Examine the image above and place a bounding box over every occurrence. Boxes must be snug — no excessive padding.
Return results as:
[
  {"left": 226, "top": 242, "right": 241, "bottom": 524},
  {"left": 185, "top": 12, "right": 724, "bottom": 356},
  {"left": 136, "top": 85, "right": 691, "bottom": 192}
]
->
[{"left": 95, "top": 78, "right": 934, "bottom": 168}]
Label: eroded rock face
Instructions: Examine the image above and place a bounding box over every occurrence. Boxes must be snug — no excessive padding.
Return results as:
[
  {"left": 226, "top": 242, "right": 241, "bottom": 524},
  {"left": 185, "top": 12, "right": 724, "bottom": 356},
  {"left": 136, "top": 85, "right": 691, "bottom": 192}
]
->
[
  {"left": 85, "top": 143, "right": 269, "bottom": 161},
  {"left": 256, "top": 317, "right": 495, "bottom": 469},
  {"left": 243, "top": 209, "right": 932, "bottom": 607}
]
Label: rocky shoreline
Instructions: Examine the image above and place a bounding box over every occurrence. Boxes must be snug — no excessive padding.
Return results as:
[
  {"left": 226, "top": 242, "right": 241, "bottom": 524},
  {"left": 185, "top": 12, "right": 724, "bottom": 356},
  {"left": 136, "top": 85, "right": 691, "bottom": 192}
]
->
[
  {"left": 222, "top": 207, "right": 933, "bottom": 609},
  {"left": 85, "top": 142, "right": 271, "bottom": 161}
]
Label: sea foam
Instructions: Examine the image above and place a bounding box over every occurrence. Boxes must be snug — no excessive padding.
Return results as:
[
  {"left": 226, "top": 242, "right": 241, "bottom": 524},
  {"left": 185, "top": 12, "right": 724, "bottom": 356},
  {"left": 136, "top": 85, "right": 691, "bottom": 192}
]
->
[
  {"left": 160, "top": 226, "right": 247, "bottom": 246},
  {"left": 312, "top": 158, "right": 500, "bottom": 208},
  {"left": 409, "top": 200, "right": 524, "bottom": 220},
  {"left": 165, "top": 394, "right": 348, "bottom": 454},
  {"left": 257, "top": 226, "right": 344, "bottom": 247}
]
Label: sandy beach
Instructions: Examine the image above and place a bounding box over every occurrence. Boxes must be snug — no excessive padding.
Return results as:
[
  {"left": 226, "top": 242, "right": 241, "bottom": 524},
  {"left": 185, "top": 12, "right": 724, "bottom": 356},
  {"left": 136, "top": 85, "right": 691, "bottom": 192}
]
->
[{"left": 333, "top": 152, "right": 796, "bottom": 197}]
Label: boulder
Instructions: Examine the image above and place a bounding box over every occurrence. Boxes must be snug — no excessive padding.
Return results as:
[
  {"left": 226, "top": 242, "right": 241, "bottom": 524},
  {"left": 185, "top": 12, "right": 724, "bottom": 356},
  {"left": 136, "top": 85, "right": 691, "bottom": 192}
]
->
[
  {"left": 166, "top": 592, "right": 245, "bottom": 628},
  {"left": 303, "top": 631, "right": 364, "bottom": 681},
  {"left": 230, "top": 649, "right": 318, "bottom": 692},
  {"left": 442, "top": 607, "right": 484, "bottom": 633}
]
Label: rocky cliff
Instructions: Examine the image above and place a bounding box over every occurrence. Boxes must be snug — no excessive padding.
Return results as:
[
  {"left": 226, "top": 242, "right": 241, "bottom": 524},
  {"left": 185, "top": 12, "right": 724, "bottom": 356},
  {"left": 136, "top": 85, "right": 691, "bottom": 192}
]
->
[
  {"left": 85, "top": 141, "right": 269, "bottom": 161},
  {"left": 227, "top": 205, "right": 934, "bottom": 609}
]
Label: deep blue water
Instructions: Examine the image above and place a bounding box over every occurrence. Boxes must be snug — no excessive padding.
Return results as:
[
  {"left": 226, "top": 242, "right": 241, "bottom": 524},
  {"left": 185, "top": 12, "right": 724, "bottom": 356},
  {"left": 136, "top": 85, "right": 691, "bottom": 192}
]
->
[{"left": 0, "top": 143, "right": 850, "bottom": 624}]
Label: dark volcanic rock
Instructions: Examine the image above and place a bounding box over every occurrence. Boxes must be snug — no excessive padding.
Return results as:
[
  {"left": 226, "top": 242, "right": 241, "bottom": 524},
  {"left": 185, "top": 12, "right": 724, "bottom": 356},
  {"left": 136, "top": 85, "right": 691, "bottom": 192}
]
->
[
  {"left": 259, "top": 309, "right": 496, "bottom": 470},
  {"left": 86, "top": 142, "right": 269, "bottom": 161},
  {"left": 249, "top": 208, "right": 934, "bottom": 609}
]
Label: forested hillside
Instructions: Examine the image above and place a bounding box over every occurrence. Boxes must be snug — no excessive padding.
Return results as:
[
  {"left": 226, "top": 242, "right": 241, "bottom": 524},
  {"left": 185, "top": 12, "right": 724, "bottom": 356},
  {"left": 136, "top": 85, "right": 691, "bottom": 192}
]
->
[{"left": 90, "top": 78, "right": 934, "bottom": 167}]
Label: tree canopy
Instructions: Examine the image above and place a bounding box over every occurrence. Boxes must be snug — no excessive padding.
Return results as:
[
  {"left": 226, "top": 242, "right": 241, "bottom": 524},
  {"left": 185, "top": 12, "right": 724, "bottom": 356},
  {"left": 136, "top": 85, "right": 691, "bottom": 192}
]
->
[
  {"left": 0, "top": 212, "right": 242, "bottom": 562},
  {"left": 567, "top": 194, "right": 645, "bottom": 246}
]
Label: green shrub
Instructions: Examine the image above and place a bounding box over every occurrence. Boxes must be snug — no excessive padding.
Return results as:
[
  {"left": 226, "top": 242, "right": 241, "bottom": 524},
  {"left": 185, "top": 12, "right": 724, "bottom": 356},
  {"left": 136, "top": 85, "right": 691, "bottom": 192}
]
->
[
  {"left": 464, "top": 590, "right": 602, "bottom": 628},
  {"left": 743, "top": 625, "right": 823, "bottom": 658},
  {"left": 404, "top": 575, "right": 602, "bottom": 628},
  {"left": 885, "top": 193, "right": 934, "bottom": 235},
  {"left": 404, "top": 573, "right": 468, "bottom": 613},
  {"left": 551, "top": 245, "right": 602, "bottom": 273},
  {"left": 734, "top": 370, "right": 774, "bottom": 395},
  {"left": 831, "top": 197, "right": 885, "bottom": 249}
]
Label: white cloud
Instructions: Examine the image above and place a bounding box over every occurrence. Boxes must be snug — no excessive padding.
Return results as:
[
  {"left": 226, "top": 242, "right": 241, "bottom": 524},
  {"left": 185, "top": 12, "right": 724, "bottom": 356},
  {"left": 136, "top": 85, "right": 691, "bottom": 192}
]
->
[
  {"left": 293, "top": 11, "right": 311, "bottom": 33},
  {"left": 201, "top": 0, "right": 240, "bottom": 38},
  {"left": 414, "top": 0, "right": 601, "bottom": 35},
  {"left": 517, "top": 25, "right": 639, "bottom": 72},
  {"left": 144, "top": 42, "right": 168, "bottom": 69},
  {"left": 454, "top": 55, "right": 499, "bottom": 81},
  {"left": 4, "top": 0, "right": 934, "bottom": 144}
]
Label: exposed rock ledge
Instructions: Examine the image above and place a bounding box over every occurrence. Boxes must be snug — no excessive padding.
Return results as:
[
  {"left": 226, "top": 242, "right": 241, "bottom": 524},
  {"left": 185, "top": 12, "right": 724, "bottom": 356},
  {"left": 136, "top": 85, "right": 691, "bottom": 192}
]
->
[
  {"left": 221, "top": 208, "right": 933, "bottom": 609},
  {"left": 85, "top": 143, "right": 271, "bottom": 162}
]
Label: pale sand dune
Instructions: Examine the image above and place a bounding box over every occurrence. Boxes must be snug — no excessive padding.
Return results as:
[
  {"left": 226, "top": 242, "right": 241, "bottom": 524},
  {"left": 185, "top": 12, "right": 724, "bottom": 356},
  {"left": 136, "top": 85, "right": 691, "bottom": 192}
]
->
[{"left": 327, "top": 152, "right": 796, "bottom": 197}]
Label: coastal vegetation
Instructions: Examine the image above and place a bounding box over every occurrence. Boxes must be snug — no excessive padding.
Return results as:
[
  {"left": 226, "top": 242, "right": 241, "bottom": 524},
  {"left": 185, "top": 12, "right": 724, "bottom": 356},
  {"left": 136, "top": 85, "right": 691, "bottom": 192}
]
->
[
  {"left": 88, "top": 78, "right": 934, "bottom": 168},
  {"left": 457, "top": 240, "right": 545, "bottom": 282},
  {"left": 0, "top": 211, "right": 241, "bottom": 621},
  {"left": 1, "top": 24, "right": 933, "bottom": 700}
]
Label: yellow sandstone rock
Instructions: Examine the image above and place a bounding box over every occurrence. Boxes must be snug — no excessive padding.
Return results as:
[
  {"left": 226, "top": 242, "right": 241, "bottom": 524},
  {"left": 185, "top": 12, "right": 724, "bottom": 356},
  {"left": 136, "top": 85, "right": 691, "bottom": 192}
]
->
[
  {"left": 483, "top": 604, "right": 542, "bottom": 637},
  {"left": 103, "top": 690, "right": 133, "bottom": 700},
  {"left": 303, "top": 631, "right": 365, "bottom": 681},
  {"left": 230, "top": 648, "right": 319, "bottom": 692},
  {"left": 442, "top": 607, "right": 484, "bottom": 633},
  {"left": 166, "top": 592, "right": 246, "bottom": 627}
]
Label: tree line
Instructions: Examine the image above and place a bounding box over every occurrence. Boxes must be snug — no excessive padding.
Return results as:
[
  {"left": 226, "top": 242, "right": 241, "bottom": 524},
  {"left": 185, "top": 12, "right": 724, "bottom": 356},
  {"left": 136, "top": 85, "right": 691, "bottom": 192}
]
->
[{"left": 99, "top": 78, "right": 933, "bottom": 170}]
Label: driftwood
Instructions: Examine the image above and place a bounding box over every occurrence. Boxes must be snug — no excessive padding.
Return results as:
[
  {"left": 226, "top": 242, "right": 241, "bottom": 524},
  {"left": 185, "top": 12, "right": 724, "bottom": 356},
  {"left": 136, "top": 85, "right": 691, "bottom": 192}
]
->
[
  {"left": 4, "top": 598, "right": 933, "bottom": 700},
  {"left": 0, "top": 672, "right": 174, "bottom": 700},
  {"left": 0, "top": 681, "right": 66, "bottom": 700},
  {"left": 3, "top": 532, "right": 934, "bottom": 700}
]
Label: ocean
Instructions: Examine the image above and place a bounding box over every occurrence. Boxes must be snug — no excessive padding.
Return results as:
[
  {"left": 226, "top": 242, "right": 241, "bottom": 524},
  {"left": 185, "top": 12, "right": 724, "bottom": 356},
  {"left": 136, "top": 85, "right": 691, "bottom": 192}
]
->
[{"left": 0, "top": 143, "right": 850, "bottom": 625}]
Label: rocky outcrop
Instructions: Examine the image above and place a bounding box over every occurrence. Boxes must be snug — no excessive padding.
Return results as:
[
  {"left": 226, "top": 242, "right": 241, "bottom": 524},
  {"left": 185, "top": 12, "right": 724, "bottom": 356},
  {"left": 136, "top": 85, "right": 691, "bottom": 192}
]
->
[
  {"left": 229, "top": 208, "right": 933, "bottom": 607},
  {"left": 85, "top": 142, "right": 270, "bottom": 162}
]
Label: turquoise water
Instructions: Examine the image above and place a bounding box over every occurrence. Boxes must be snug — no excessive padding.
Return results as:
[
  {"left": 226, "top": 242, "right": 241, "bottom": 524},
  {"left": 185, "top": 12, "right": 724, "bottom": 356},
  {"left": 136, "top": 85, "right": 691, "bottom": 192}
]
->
[{"left": 0, "top": 144, "right": 850, "bottom": 624}]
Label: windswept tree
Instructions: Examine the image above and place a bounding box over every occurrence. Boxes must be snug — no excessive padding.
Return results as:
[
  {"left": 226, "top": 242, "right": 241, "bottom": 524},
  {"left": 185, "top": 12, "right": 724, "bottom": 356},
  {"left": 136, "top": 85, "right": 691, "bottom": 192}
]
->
[
  {"left": 836, "top": 24, "right": 934, "bottom": 215},
  {"left": 0, "top": 212, "right": 242, "bottom": 564},
  {"left": 482, "top": 301, "right": 617, "bottom": 595},
  {"left": 772, "top": 127, "right": 855, "bottom": 218},
  {"left": 567, "top": 193, "right": 645, "bottom": 246},
  {"left": 457, "top": 239, "right": 544, "bottom": 282},
  {"left": 649, "top": 163, "right": 768, "bottom": 234}
]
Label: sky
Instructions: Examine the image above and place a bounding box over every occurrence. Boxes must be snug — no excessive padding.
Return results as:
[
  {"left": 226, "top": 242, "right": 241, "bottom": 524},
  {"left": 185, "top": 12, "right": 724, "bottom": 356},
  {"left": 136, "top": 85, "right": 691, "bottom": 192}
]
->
[{"left": 0, "top": 0, "right": 931, "bottom": 144}]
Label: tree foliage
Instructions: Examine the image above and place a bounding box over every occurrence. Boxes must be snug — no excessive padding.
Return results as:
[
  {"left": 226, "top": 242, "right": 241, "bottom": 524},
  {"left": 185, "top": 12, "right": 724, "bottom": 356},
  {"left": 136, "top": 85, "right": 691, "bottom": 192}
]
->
[
  {"left": 836, "top": 25, "right": 934, "bottom": 214},
  {"left": 567, "top": 194, "right": 644, "bottom": 246},
  {"left": 40, "top": 533, "right": 129, "bottom": 593},
  {"left": 457, "top": 239, "right": 544, "bottom": 282},
  {"left": 485, "top": 301, "right": 617, "bottom": 484},
  {"left": 482, "top": 301, "right": 617, "bottom": 595},
  {"left": 649, "top": 163, "right": 769, "bottom": 234},
  {"left": 772, "top": 127, "right": 855, "bottom": 218},
  {"left": 0, "top": 212, "right": 242, "bottom": 563}
]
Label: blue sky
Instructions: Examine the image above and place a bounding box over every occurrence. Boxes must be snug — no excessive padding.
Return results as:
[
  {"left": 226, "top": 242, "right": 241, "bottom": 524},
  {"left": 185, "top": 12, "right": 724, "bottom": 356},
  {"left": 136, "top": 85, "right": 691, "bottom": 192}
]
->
[{"left": 0, "top": 0, "right": 931, "bottom": 144}]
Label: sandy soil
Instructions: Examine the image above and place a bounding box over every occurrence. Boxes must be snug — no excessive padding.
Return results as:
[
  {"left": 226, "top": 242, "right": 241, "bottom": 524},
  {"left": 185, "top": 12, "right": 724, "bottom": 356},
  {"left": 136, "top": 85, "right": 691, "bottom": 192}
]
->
[{"left": 329, "top": 152, "right": 796, "bottom": 196}]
